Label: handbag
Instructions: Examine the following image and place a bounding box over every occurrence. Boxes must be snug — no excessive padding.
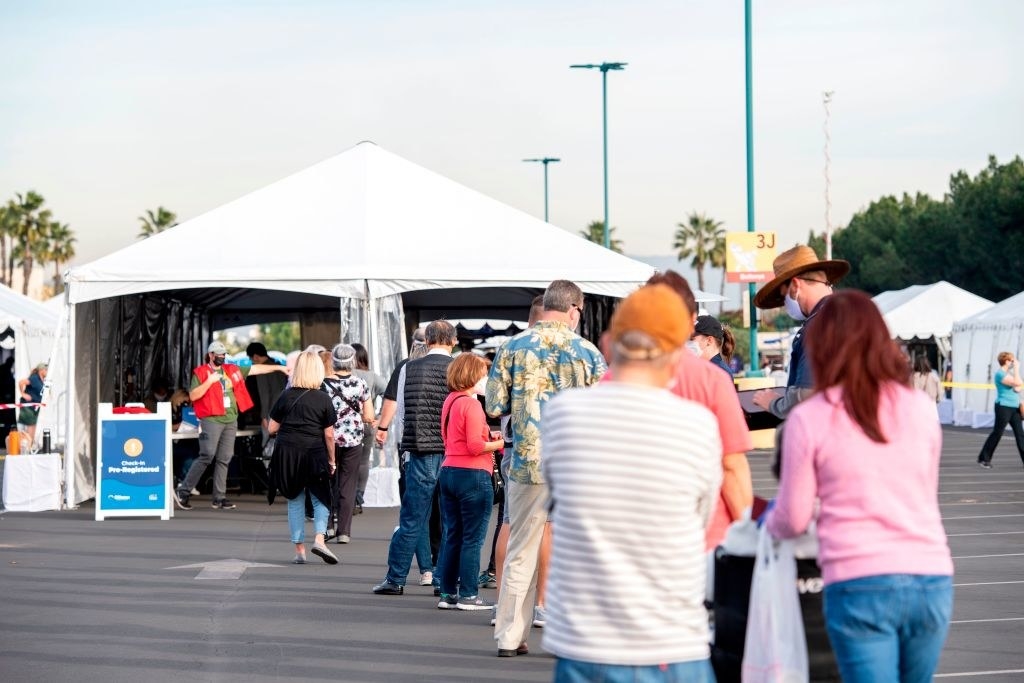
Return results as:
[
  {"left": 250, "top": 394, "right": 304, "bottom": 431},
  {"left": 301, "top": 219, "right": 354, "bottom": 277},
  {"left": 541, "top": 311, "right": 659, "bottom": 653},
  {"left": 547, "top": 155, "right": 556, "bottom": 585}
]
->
[
  {"left": 741, "top": 525, "right": 809, "bottom": 683},
  {"left": 265, "top": 390, "right": 310, "bottom": 458},
  {"left": 491, "top": 452, "right": 505, "bottom": 505}
]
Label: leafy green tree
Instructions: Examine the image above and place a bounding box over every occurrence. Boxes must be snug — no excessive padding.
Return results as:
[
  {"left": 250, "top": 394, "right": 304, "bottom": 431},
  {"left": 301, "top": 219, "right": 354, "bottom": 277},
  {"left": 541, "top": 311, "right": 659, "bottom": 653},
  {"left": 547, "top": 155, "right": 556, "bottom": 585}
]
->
[
  {"left": 137, "top": 207, "right": 178, "bottom": 239},
  {"left": 579, "top": 220, "right": 624, "bottom": 253},
  {"left": 673, "top": 212, "right": 724, "bottom": 293},
  {"left": 258, "top": 322, "right": 300, "bottom": 353},
  {"left": 816, "top": 156, "right": 1022, "bottom": 300}
]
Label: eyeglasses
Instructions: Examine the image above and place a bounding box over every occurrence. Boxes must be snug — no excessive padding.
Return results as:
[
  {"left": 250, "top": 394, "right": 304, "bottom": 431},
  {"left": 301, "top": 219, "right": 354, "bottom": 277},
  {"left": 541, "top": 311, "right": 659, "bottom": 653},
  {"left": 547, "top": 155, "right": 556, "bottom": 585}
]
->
[
  {"left": 796, "top": 277, "right": 833, "bottom": 289},
  {"left": 571, "top": 304, "right": 585, "bottom": 315}
]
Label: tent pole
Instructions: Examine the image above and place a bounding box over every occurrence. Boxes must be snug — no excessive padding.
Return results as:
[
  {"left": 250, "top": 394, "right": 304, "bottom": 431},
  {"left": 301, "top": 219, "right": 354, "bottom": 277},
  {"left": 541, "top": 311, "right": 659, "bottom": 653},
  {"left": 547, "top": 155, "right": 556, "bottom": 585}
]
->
[{"left": 63, "top": 301, "right": 77, "bottom": 509}]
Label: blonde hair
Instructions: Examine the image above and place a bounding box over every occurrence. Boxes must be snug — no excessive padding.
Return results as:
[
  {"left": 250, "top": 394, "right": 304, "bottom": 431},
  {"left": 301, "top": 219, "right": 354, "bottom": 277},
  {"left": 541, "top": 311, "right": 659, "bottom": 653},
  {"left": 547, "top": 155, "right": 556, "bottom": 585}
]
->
[{"left": 292, "top": 350, "right": 326, "bottom": 389}]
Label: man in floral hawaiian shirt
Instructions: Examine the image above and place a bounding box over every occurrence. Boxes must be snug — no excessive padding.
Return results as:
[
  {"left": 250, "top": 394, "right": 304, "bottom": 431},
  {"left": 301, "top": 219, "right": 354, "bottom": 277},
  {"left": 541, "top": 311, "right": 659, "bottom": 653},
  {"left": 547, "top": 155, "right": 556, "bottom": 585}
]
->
[{"left": 486, "top": 280, "right": 607, "bottom": 657}]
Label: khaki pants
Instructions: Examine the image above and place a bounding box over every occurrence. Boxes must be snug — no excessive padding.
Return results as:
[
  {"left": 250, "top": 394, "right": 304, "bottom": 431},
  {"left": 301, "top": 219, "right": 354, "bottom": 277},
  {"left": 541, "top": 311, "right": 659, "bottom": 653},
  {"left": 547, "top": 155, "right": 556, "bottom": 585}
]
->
[{"left": 494, "top": 480, "right": 549, "bottom": 650}]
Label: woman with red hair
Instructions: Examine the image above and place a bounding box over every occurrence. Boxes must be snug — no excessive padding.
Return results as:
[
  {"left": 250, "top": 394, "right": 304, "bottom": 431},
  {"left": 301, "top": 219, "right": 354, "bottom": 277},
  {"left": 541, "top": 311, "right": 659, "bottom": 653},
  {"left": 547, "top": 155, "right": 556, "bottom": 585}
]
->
[{"left": 765, "top": 290, "right": 953, "bottom": 683}]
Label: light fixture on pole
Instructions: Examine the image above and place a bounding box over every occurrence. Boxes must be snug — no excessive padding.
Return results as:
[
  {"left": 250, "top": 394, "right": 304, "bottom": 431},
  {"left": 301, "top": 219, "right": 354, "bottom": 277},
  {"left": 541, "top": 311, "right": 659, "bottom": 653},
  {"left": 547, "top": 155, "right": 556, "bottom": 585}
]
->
[
  {"left": 570, "top": 61, "right": 627, "bottom": 249},
  {"left": 522, "top": 157, "right": 560, "bottom": 222}
]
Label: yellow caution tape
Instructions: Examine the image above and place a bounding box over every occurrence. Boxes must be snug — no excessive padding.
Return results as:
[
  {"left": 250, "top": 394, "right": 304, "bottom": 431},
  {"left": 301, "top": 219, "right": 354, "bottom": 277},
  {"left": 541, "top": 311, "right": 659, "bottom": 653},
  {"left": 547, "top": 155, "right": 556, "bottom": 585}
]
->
[{"left": 942, "top": 381, "right": 996, "bottom": 390}]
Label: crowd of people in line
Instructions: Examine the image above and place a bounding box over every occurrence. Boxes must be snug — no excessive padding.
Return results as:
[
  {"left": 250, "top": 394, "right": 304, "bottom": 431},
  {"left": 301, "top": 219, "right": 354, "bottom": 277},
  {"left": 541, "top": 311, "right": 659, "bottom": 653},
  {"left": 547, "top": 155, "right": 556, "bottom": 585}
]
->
[{"left": 152, "top": 242, "right": 1024, "bottom": 682}]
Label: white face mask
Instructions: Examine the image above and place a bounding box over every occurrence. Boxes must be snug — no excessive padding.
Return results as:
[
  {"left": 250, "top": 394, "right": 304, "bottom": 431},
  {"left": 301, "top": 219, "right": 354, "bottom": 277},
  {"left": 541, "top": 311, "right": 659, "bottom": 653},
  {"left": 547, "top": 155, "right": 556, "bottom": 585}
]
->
[
  {"left": 784, "top": 291, "right": 806, "bottom": 321},
  {"left": 473, "top": 377, "right": 488, "bottom": 395},
  {"left": 684, "top": 340, "right": 702, "bottom": 357}
]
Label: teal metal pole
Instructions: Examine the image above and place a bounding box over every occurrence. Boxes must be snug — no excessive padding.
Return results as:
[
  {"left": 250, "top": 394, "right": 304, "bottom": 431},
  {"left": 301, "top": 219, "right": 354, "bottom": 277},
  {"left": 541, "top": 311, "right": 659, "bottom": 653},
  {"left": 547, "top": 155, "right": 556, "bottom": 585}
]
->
[
  {"left": 543, "top": 161, "right": 550, "bottom": 222},
  {"left": 602, "top": 68, "right": 610, "bottom": 249},
  {"left": 745, "top": 0, "right": 758, "bottom": 372}
]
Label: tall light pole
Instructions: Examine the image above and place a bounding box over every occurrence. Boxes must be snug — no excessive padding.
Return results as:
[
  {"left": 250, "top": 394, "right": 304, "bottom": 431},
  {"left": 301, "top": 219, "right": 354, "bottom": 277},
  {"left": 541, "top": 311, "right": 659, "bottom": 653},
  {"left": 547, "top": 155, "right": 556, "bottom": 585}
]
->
[
  {"left": 570, "top": 61, "right": 627, "bottom": 249},
  {"left": 823, "top": 90, "right": 834, "bottom": 259},
  {"left": 522, "top": 157, "right": 560, "bottom": 222},
  {"left": 744, "top": 0, "right": 757, "bottom": 370}
]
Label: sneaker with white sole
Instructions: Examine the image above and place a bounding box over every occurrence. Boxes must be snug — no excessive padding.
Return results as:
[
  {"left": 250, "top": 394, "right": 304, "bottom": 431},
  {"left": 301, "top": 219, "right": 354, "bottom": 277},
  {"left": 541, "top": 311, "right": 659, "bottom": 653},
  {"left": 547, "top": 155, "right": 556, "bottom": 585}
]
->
[
  {"left": 533, "top": 605, "right": 547, "bottom": 627},
  {"left": 419, "top": 571, "right": 434, "bottom": 586},
  {"left": 456, "top": 595, "right": 493, "bottom": 611},
  {"left": 437, "top": 593, "right": 458, "bottom": 610},
  {"left": 173, "top": 490, "right": 192, "bottom": 510}
]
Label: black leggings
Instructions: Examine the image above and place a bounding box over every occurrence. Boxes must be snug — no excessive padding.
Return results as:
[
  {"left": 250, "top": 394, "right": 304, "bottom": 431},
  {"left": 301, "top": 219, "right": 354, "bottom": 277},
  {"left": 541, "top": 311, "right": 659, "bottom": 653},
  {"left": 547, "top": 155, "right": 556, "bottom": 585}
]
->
[{"left": 977, "top": 404, "right": 1024, "bottom": 466}]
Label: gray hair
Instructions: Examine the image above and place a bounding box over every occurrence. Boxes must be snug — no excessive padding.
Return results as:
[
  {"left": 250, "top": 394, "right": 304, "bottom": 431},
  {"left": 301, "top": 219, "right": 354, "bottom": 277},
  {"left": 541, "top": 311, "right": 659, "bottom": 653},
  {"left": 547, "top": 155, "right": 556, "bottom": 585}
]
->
[
  {"left": 543, "top": 280, "right": 583, "bottom": 313},
  {"left": 425, "top": 320, "right": 457, "bottom": 346},
  {"left": 331, "top": 343, "right": 356, "bottom": 371}
]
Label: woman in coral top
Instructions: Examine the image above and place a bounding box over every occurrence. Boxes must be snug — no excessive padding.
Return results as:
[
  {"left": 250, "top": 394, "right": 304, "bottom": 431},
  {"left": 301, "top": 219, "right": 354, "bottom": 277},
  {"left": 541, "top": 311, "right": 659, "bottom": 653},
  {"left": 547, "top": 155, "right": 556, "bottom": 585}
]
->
[
  {"left": 766, "top": 290, "right": 953, "bottom": 683},
  {"left": 436, "top": 354, "right": 504, "bottom": 611}
]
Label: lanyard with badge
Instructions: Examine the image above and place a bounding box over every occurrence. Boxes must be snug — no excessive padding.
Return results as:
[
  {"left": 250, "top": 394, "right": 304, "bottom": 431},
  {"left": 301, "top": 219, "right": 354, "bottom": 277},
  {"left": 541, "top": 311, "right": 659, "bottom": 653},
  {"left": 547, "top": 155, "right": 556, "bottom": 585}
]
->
[{"left": 213, "top": 363, "right": 231, "bottom": 409}]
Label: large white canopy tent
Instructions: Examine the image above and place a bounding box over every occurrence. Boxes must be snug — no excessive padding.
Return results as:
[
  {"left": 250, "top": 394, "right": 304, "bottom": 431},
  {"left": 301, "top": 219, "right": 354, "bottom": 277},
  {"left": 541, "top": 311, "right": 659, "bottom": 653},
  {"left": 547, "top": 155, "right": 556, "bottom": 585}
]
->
[
  {"left": 873, "top": 281, "right": 994, "bottom": 356},
  {"left": 58, "top": 142, "right": 719, "bottom": 507},
  {"left": 951, "top": 291, "right": 1024, "bottom": 418}
]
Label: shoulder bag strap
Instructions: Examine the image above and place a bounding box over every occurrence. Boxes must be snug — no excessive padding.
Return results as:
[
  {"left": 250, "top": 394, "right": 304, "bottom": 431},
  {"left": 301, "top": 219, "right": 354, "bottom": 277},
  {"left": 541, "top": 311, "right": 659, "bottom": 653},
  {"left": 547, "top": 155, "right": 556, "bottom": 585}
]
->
[{"left": 442, "top": 394, "right": 473, "bottom": 443}]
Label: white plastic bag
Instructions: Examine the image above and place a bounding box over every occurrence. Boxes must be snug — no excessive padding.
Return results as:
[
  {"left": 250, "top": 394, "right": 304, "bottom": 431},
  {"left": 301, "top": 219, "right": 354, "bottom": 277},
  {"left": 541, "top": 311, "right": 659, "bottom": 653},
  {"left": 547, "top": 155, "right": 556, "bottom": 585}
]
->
[
  {"left": 362, "top": 466, "right": 400, "bottom": 508},
  {"left": 741, "top": 525, "right": 809, "bottom": 683}
]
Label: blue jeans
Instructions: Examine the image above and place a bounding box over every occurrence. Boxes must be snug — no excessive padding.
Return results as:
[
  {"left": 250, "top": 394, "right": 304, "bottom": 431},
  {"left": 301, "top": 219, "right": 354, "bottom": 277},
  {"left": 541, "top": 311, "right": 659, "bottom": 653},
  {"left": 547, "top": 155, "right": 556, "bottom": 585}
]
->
[
  {"left": 385, "top": 453, "right": 442, "bottom": 586},
  {"left": 823, "top": 574, "right": 953, "bottom": 683},
  {"left": 286, "top": 491, "right": 328, "bottom": 544},
  {"left": 436, "top": 466, "right": 492, "bottom": 598},
  {"left": 554, "top": 657, "right": 714, "bottom": 683}
]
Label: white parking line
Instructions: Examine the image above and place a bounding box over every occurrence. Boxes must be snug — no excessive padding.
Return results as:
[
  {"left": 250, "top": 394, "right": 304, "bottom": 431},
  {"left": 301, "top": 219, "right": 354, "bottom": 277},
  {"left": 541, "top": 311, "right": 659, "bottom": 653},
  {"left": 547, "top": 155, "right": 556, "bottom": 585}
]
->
[
  {"left": 952, "top": 553, "right": 1024, "bottom": 560},
  {"left": 947, "top": 530, "right": 1024, "bottom": 537},
  {"left": 935, "top": 669, "right": 1024, "bottom": 678},
  {"left": 938, "top": 490, "right": 1024, "bottom": 495},
  {"left": 943, "top": 513, "right": 1024, "bottom": 520},
  {"left": 954, "top": 580, "right": 1024, "bottom": 587},
  {"left": 950, "top": 617, "right": 1024, "bottom": 624},
  {"left": 940, "top": 501, "right": 1024, "bottom": 506}
]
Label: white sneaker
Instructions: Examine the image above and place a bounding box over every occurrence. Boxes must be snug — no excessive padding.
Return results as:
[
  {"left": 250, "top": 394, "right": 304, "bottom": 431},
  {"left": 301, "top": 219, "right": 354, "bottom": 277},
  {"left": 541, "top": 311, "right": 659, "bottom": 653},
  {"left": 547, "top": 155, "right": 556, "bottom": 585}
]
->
[
  {"left": 419, "top": 571, "right": 434, "bottom": 586},
  {"left": 190, "top": 487, "right": 200, "bottom": 496},
  {"left": 533, "top": 605, "right": 546, "bottom": 628},
  {"left": 490, "top": 604, "right": 497, "bottom": 626}
]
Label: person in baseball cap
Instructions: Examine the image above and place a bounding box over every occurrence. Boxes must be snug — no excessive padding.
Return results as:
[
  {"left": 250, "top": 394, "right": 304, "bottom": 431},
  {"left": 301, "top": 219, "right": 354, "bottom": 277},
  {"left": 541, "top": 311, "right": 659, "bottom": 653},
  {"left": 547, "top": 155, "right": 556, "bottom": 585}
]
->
[{"left": 753, "top": 245, "right": 850, "bottom": 419}]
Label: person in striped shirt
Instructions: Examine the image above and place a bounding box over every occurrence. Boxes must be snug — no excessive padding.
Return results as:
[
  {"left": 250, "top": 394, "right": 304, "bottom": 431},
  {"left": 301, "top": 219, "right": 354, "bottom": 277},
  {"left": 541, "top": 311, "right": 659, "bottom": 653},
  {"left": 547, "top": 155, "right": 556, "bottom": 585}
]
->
[{"left": 541, "top": 284, "right": 722, "bottom": 682}]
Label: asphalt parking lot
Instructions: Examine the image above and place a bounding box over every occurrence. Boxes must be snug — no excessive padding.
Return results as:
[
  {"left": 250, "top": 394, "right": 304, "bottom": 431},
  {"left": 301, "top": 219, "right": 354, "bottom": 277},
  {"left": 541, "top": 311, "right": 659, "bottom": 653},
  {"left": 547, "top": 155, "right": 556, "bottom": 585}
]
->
[{"left": 1, "top": 426, "right": 1022, "bottom": 682}]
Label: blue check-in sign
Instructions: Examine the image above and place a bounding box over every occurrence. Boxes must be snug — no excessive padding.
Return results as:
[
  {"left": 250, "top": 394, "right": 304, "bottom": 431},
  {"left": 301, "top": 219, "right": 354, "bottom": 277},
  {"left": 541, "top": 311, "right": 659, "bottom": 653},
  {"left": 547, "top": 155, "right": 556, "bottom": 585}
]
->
[{"left": 96, "top": 403, "right": 173, "bottom": 521}]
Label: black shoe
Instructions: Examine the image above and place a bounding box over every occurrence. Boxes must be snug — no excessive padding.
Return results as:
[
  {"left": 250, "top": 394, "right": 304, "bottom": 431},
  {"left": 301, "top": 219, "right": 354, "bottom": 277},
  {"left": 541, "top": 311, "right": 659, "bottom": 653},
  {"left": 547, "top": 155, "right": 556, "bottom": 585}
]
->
[
  {"left": 354, "top": 504, "right": 363, "bottom": 515},
  {"left": 497, "top": 644, "right": 529, "bottom": 657},
  {"left": 979, "top": 461, "right": 993, "bottom": 469},
  {"left": 433, "top": 586, "right": 441, "bottom": 597},
  {"left": 372, "top": 580, "right": 404, "bottom": 595},
  {"left": 174, "top": 490, "right": 192, "bottom": 510},
  {"left": 212, "top": 498, "right": 237, "bottom": 510}
]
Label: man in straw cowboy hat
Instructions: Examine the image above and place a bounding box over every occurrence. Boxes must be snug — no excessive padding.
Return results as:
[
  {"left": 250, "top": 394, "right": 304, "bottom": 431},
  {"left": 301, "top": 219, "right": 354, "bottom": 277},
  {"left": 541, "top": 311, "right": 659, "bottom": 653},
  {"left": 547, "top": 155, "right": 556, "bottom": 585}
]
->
[{"left": 752, "top": 245, "right": 849, "bottom": 419}]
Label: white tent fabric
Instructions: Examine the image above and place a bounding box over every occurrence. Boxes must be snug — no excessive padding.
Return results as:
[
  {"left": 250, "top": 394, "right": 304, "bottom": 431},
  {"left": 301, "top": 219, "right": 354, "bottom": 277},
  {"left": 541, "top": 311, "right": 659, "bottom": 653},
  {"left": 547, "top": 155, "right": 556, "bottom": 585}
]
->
[
  {"left": 66, "top": 142, "right": 658, "bottom": 305},
  {"left": 0, "top": 284, "right": 61, "bottom": 447},
  {"left": 61, "top": 142, "right": 704, "bottom": 507},
  {"left": 951, "top": 291, "right": 1024, "bottom": 419},
  {"left": 873, "top": 281, "right": 993, "bottom": 342}
]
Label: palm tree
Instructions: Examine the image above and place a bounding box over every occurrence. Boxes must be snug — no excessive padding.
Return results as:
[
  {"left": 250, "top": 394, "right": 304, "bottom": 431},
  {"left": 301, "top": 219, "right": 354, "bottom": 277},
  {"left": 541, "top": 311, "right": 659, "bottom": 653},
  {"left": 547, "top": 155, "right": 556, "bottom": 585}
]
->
[
  {"left": 0, "top": 203, "right": 19, "bottom": 288},
  {"left": 38, "top": 221, "right": 76, "bottom": 295},
  {"left": 11, "top": 191, "right": 51, "bottom": 294},
  {"left": 672, "top": 212, "right": 725, "bottom": 293},
  {"left": 137, "top": 207, "right": 178, "bottom": 239},
  {"left": 579, "top": 220, "right": 624, "bottom": 253}
]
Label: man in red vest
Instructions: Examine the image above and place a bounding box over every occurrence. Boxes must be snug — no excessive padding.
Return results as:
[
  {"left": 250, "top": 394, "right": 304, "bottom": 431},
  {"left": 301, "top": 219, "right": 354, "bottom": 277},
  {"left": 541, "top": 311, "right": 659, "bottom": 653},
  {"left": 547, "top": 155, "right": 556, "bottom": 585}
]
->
[{"left": 174, "top": 341, "right": 287, "bottom": 510}]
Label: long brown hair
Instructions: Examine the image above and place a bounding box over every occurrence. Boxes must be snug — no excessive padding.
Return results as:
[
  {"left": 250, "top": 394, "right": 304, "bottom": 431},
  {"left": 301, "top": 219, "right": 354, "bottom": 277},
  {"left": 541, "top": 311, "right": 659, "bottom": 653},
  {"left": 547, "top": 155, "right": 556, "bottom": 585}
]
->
[{"left": 805, "top": 290, "right": 909, "bottom": 443}]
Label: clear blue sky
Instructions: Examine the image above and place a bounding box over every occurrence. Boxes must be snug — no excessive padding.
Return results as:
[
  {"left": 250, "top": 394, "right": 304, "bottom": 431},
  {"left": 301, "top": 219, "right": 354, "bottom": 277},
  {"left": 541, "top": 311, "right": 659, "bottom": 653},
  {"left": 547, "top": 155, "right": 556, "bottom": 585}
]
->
[{"left": 1, "top": 0, "right": 1020, "bottom": 271}]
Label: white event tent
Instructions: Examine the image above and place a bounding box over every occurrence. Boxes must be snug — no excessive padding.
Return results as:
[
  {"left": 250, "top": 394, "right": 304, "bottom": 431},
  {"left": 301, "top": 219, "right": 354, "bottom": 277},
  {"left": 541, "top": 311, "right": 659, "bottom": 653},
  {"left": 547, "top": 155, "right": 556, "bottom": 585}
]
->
[
  {"left": 57, "top": 141, "right": 714, "bottom": 507},
  {"left": 873, "top": 281, "right": 994, "bottom": 354},
  {"left": 951, "top": 291, "right": 1024, "bottom": 419},
  {"left": 0, "top": 283, "right": 60, "bottom": 382}
]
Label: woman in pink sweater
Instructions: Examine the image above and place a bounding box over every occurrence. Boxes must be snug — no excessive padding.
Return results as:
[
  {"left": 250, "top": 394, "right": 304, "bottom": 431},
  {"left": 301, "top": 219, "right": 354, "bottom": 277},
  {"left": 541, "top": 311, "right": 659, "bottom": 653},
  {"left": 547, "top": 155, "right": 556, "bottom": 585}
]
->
[
  {"left": 766, "top": 290, "right": 953, "bottom": 683},
  {"left": 436, "top": 354, "right": 504, "bottom": 611}
]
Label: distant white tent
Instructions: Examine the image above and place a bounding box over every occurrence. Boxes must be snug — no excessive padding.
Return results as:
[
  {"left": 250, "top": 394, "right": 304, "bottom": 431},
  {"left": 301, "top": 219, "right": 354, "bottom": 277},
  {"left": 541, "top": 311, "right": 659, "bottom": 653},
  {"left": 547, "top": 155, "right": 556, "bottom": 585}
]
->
[
  {"left": 0, "top": 285, "right": 62, "bottom": 447},
  {"left": 951, "top": 291, "right": 1024, "bottom": 418},
  {"left": 873, "top": 281, "right": 994, "bottom": 353}
]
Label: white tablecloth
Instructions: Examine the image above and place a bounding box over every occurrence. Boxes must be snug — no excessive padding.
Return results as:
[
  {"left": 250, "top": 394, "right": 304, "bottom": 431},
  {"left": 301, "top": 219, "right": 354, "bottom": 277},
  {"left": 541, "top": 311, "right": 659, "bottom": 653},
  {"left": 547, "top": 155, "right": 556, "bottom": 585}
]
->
[{"left": 3, "top": 453, "right": 62, "bottom": 511}]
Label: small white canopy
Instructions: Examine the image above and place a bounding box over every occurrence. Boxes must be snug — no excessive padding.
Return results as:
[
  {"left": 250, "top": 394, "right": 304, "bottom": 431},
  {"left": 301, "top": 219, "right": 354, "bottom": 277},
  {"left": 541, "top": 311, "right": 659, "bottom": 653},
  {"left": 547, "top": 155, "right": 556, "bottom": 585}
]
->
[
  {"left": 0, "top": 283, "right": 59, "bottom": 393},
  {"left": 951, "top": 291, "right": 1024, "bottom": 416},
  {"left": 873, "top": 281, "right": 993, "bottom": 342}
]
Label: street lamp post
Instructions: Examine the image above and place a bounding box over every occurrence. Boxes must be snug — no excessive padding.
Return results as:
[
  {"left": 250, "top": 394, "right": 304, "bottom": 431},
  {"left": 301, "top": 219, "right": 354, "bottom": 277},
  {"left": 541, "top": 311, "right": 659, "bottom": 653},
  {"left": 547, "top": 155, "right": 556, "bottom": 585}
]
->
[
  {"left": 522, "top": 157, "right": 560, "bottom": 222},
  {"left": 744, "top": 0, "right": 758, "bottom": 371},
  {"left": 571, "top": 61, "right": 627, "bottom": 249}
]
